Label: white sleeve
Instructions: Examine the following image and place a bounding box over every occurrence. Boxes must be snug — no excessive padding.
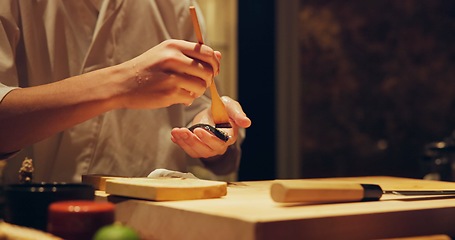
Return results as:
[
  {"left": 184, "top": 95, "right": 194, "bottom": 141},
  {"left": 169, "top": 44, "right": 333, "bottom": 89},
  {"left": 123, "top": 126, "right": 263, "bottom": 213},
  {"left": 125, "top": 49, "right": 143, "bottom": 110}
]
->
[
  {"left": 0, "top": 85, "right": 18, "bottom": 103},
  {"left": 0, "top": 1, "right": 21, "bottom": 101}
]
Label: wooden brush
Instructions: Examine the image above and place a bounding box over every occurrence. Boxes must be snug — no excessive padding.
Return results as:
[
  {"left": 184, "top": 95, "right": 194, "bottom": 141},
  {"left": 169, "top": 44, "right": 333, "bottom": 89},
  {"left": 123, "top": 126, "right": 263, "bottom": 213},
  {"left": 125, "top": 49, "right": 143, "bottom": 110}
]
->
[{"left": 189, "top": 6, "right": 232, "bottom": 128}]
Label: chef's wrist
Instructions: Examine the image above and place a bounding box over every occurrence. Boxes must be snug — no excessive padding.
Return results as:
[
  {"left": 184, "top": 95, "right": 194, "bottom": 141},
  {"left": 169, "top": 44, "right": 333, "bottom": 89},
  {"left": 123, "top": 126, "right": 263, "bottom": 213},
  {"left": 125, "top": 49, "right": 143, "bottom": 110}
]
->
[{"left": 105, "top": 61, "right": 136, "bottom": 110}]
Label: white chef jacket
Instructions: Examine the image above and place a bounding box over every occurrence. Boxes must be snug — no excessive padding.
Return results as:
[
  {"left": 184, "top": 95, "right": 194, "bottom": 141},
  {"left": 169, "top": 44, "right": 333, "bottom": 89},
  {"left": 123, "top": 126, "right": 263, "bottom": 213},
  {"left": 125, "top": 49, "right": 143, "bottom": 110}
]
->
[{"left": 0, "top": 0, "right": 241, "bottom": 183}]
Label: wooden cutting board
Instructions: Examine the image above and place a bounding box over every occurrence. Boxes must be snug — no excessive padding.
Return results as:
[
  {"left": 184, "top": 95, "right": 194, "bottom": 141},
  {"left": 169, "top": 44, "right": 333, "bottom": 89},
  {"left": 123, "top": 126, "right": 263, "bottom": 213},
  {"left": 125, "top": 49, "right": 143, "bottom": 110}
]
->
[
  {"left": 101, "top": 176, "right": 455, "bottom": 240},
  {"left": 81, "top": 174, "right": 125, "bottom": 191},
  {"left": 104, "top": 177, "right": 227, "bottom": 201}
]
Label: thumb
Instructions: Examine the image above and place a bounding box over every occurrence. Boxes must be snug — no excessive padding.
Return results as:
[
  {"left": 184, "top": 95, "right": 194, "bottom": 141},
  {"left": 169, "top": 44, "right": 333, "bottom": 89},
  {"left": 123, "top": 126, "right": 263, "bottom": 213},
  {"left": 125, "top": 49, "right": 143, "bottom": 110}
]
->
[{"left": 222, "top": 96, "right": 252, "bottom": 128}]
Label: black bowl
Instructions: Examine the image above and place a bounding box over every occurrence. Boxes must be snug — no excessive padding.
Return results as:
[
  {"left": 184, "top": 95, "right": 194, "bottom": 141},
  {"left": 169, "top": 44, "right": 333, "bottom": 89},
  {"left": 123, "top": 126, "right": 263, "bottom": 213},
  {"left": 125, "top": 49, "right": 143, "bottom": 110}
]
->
[{"left": 3, "top": 182, "right": 95, "bottom": 231}]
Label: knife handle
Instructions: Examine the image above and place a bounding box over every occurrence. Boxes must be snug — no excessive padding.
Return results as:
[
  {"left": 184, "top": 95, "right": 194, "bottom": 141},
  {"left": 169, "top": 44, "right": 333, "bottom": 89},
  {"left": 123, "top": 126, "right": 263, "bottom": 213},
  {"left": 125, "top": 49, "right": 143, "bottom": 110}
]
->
[{"left": 270, "top": 180, "right": 383, "bottom": 203}]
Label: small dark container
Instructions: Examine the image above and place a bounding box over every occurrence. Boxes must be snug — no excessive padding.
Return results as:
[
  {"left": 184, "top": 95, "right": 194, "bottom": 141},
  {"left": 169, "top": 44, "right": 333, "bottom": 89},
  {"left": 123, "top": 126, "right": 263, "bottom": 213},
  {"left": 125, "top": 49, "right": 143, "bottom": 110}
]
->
[{"left": 3, "top": 183, "right": 95, "bottom": 231}]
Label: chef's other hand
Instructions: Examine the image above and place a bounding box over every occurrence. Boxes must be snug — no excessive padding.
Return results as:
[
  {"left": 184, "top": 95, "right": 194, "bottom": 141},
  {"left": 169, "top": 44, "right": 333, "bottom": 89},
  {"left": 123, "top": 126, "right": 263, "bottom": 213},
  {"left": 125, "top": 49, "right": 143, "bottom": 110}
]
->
[{"left": 170, "top": 96, "right": 251, "bottom": 159}]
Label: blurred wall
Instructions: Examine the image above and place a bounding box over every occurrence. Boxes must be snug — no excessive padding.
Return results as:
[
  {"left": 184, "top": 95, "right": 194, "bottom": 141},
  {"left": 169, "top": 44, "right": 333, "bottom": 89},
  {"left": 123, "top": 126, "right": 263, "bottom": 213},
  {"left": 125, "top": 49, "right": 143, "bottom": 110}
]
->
[
  {"left": 298, "top": 0, "right": 455, "bottom": 179},
  {"left": 198, "top": 0, "right": 238, "bottom": 99},
  {"left": 234, "top": 0, "right": 455, "bottom": 180}
]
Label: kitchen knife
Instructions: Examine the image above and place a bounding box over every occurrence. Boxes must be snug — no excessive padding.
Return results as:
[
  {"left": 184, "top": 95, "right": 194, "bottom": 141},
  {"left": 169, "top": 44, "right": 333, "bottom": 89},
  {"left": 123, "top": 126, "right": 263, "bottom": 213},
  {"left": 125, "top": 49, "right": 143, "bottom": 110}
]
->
[{"left": 270, "top": 180, "right": 455, "bottom": 203}]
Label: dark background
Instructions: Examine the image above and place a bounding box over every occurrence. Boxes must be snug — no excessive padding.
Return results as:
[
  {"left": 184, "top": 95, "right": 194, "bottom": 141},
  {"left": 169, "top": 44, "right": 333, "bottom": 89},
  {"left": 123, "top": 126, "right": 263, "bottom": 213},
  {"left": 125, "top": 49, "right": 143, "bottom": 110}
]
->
[
  {"left": 238, "top": 0, "right": 276, "bottom": 180},
  {"left": 237, "top": 0, "right": 455, "bottom": 181}
]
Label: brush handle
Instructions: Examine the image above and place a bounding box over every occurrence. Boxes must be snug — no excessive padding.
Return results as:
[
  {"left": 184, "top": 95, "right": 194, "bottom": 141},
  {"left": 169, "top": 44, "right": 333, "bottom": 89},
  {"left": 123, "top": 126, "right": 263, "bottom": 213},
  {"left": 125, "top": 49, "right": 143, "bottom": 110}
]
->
[
  {"left": 189, "top": 6, "right": 231, "bottom": 127},
  {"left": 270, "top": 180, "right": 383, "bottom": 203}
]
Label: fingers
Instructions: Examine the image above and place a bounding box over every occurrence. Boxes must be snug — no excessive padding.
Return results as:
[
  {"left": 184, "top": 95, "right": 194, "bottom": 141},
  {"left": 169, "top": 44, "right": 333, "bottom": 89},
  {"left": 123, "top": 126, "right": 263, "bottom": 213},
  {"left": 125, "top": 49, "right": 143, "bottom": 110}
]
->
[
  {"left": 135, "top": 73, "right": 204, "bottom": 107},
  {"left": 177, "top": 88, "right": 198, "bottom": 106},
  {"left": 181, "top": 42, "right": 221, "bottom": 76},
  {"left": 171, "top": 128, "right": 229, "bottom": 158},
  {"left": 127, "top": 39, "right": 222, "bottom": 109},
  {"left": 160, "top": 40, "right": 220, "bottom": 86},
  {"left": 167, "top": 57, "right": 214, "bottom": 88},
  {"left": 168, "top": 73, "right": 207, "bottom": 98}
]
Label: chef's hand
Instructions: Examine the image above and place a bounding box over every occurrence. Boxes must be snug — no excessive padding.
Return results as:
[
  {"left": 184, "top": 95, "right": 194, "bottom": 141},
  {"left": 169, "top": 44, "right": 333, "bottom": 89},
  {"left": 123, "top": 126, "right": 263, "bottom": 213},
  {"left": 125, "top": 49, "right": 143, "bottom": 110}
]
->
[
  {"left": 117, "top": 39, "right": 220, "bottom": 109},
  {"left": 170, "top": 96, "right": 251, "bottom": 159}
]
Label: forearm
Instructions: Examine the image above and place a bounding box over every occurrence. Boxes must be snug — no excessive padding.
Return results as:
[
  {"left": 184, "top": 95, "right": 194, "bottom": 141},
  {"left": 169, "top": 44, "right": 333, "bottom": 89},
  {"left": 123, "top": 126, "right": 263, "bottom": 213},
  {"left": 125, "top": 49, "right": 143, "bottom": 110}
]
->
[
  {"left": 0, "top": 39, "right": 222, "bottom": 155},
  {"left": 0, "top": 63, "right": 128, "bottom": 154}
]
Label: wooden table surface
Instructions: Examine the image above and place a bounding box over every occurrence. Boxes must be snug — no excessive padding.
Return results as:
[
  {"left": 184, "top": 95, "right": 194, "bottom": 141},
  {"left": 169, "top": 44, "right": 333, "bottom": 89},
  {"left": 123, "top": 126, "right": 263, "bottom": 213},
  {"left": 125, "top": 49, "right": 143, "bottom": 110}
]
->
[{"left": 96, "top": 176, "right": 455, "bottom": 240}]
